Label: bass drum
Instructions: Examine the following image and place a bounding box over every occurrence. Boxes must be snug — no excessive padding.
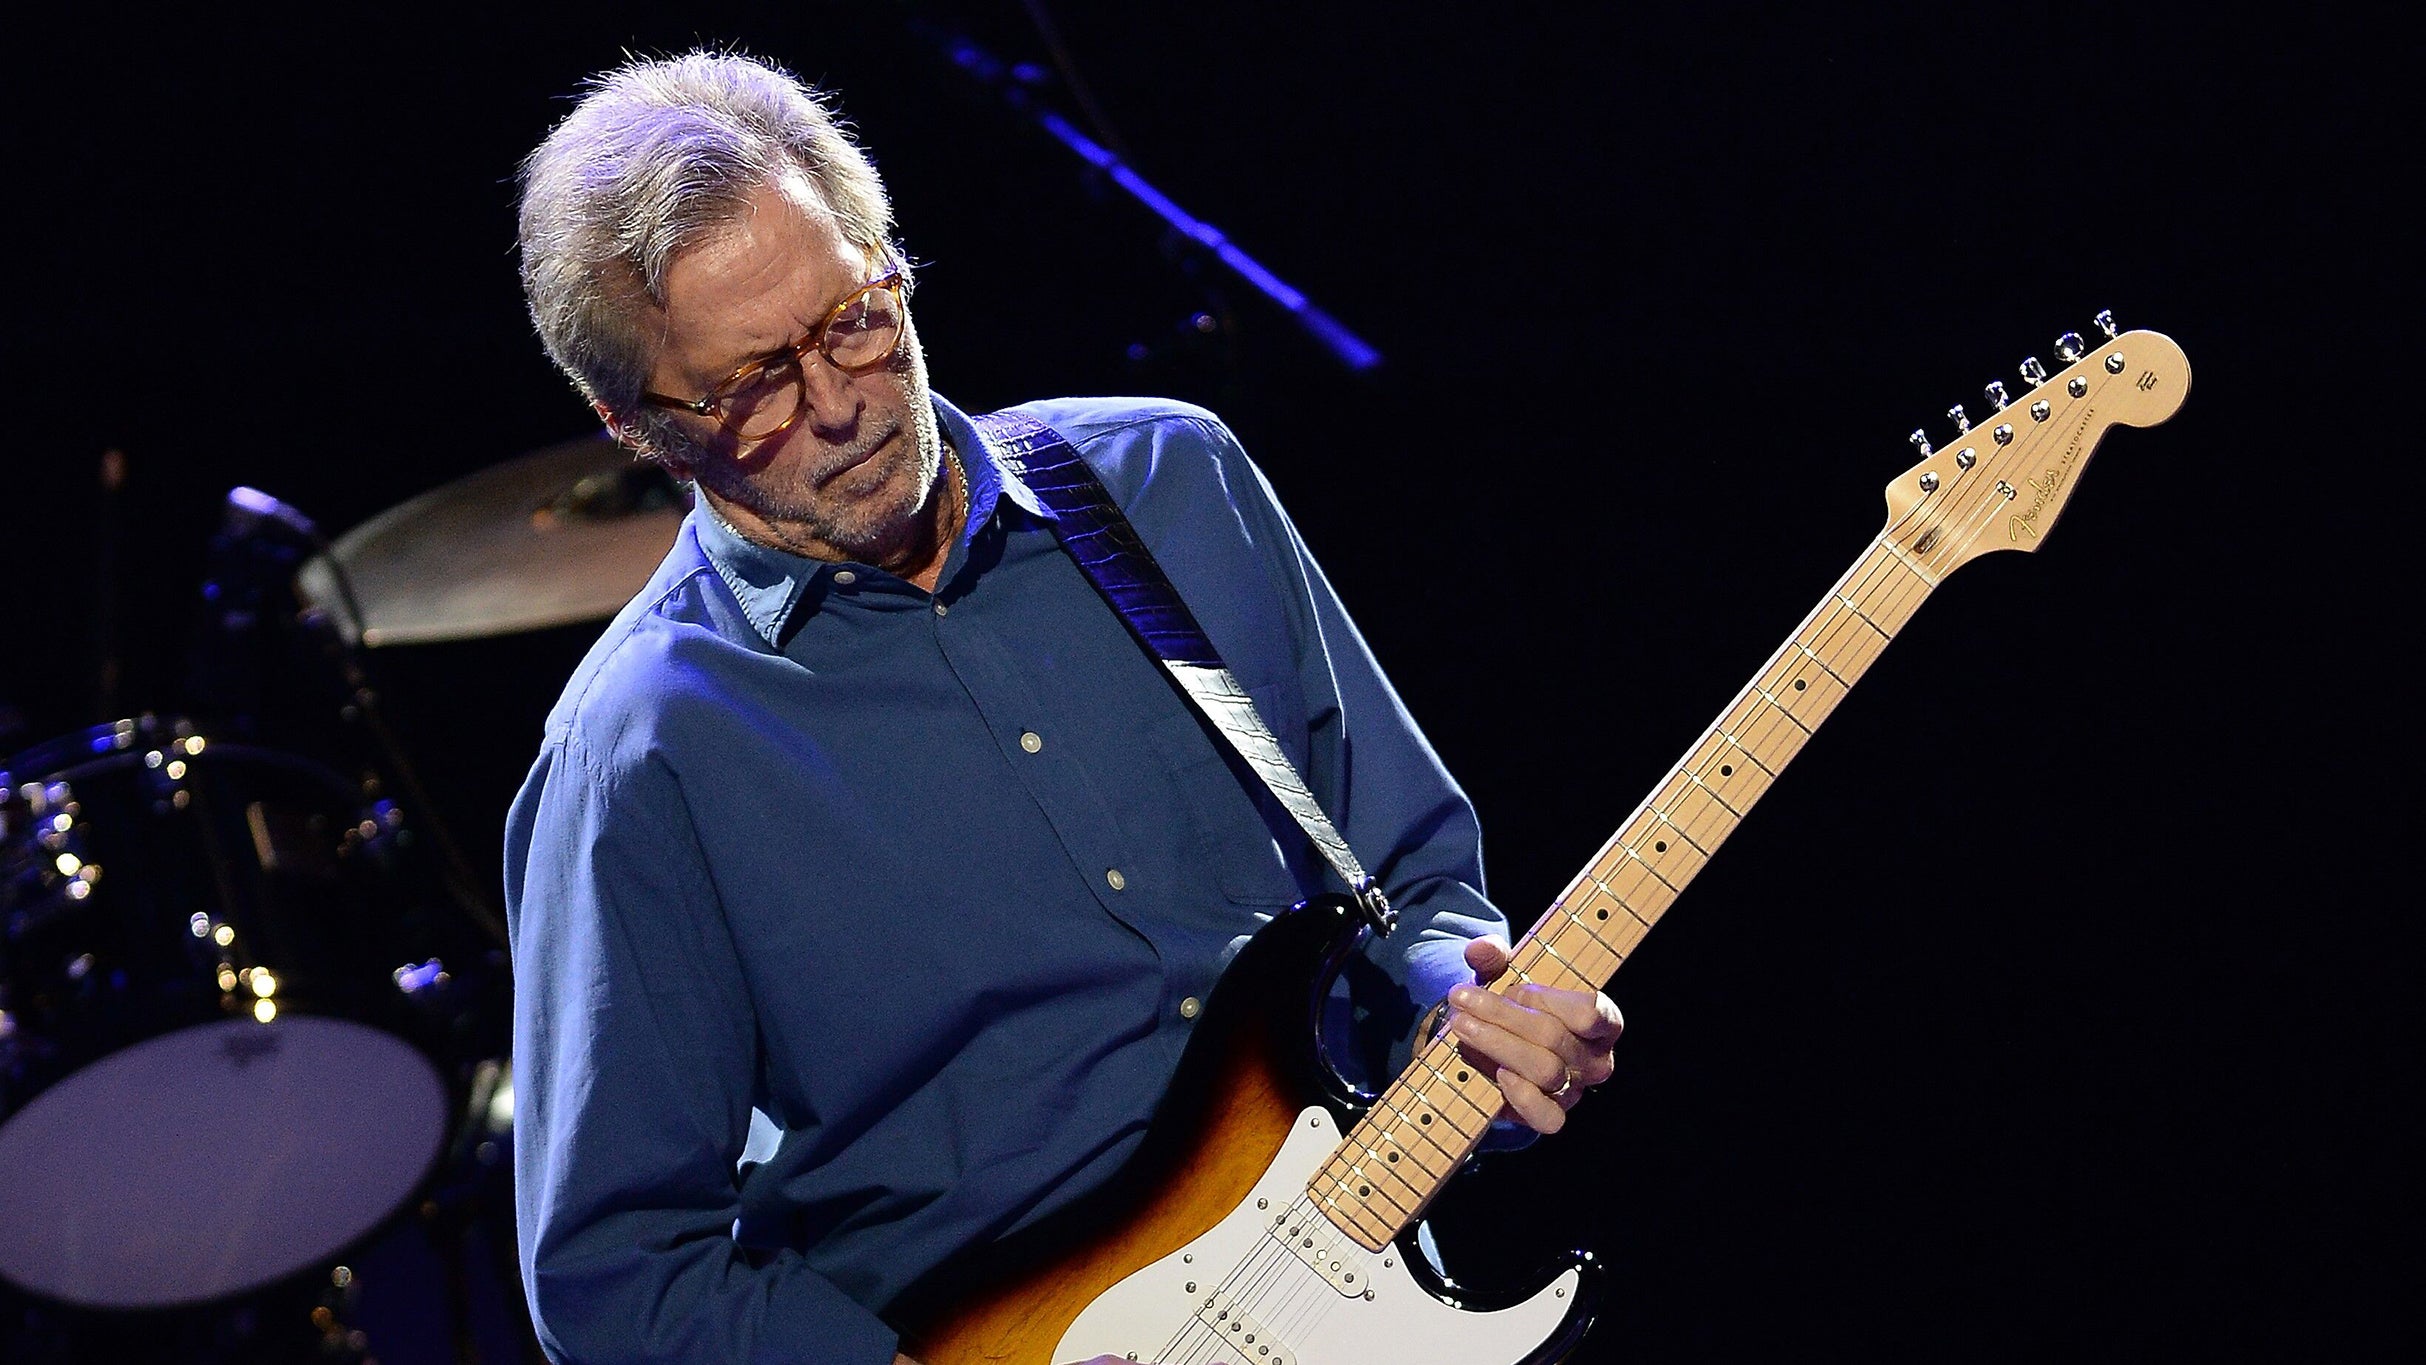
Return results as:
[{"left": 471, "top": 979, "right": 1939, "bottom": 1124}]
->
[{"left": 0, "top": 715, "right": 501, "bottom": 1311}]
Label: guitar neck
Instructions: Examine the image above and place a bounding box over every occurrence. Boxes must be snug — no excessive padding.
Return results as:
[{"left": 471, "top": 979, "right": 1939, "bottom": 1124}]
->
[{"left": 1312, "top": 534, "right": 1942, "bottom": 1251}]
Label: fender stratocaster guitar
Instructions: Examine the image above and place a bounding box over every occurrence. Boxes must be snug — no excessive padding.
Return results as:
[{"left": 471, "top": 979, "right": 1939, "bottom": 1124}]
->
[{"left": 892, "top": 317, "right": 2190, "bottom": 1365}]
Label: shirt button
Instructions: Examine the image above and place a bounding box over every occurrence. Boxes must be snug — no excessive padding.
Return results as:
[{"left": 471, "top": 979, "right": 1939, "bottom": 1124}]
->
[
  {"left": 1019, "top": 731, "right": 1043, "bottom": 754},
  {"left": 1104, "top": 868, "right": 1127, "bottom": 891},
  {"left": 1178, "top": 996, "right": 1202, "bottom": 1020},
  {"left": 934, "top": 601, "right": 949, "bottom": 616},
  {"left": 832, "top": 570, "right": 857, "bottom": 586}
]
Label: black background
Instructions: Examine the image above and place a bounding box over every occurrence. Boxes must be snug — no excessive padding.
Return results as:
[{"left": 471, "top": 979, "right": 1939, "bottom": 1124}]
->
[{"left": 6, "top": 3, "right": 2406, "bottom": 1362}]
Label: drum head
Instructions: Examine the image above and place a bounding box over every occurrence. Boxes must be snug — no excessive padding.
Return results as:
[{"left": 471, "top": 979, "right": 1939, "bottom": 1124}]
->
[{"left": 0, "top": 1015, "right": 448, "bottom": 1309}]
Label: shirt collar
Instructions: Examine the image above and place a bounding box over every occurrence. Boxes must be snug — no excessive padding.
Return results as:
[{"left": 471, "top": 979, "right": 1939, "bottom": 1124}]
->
[{"left": 690, "top": 391, "right": 1044, "bottom": 647}]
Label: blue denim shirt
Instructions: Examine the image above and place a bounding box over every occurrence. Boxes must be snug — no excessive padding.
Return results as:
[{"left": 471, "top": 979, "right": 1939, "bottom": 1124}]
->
[{"left": 504, "top": 395, "right": 1506, "bottom": 1364}]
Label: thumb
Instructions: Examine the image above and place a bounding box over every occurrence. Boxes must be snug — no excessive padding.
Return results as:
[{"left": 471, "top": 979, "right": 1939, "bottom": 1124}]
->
[{"left": 1464, "top": 934, "right": 1512, "bottom": 985}]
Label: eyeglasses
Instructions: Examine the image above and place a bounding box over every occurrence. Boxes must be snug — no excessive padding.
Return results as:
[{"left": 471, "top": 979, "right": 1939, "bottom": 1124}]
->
[{"left": 639, "top": 270, "right": 907, "bottom": 442}]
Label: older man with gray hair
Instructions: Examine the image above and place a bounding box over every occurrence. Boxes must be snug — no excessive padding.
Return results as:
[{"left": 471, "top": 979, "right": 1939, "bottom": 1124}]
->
[{"left": 504, "top": 48, "right": 1619, "bottom": 1365}]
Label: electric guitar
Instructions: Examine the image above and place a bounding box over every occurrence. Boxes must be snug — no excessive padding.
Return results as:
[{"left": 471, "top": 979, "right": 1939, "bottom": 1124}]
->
[{"left": 891, "top": 317, "right": 2191, "bottom": 1365}]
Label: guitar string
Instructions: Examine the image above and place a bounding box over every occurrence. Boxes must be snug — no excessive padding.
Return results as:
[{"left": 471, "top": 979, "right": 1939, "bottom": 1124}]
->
[
  {"left": 1161, "top": 1192, "right": 1322, "bottom": 1363},
  {"left": 1160, "top": 1192, "right": 1328, "bottom": 1364},
  {"left": 1243, "top": 1192, "right": 1360, "bottom": 1358},
  {"left": 1932, "top": 361, "right": 2127, "bottom": 575},
  {"left": 1199, "top": 511, "right": 1965, "bottom": 1360},
  {"left": 1148, "top": 372, "right": 2110, "bottom": 1361},
  {"left": 1911, "top": 360, "right": 2118, "bottom": 580}
]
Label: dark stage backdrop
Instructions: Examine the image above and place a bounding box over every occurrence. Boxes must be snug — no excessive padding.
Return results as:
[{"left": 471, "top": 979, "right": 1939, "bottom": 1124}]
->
[{"left": 6, "top": 3, "right": 2405, "bottom": 1362}]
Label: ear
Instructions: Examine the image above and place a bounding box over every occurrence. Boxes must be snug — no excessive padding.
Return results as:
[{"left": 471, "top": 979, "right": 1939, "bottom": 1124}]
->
[{"left": 596, "top": 402, "right": 690, "bottom": 478}]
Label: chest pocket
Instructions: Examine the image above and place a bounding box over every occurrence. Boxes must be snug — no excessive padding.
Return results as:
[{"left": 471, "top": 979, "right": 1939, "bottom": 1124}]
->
[{"left": 1148, "top": 679, "right": 1316, "bottom": 907}]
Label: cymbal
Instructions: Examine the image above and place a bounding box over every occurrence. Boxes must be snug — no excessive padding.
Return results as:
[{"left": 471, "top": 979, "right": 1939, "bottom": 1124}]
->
[{"left": 296, "top": 432, "right": 689, "bottom": 647}]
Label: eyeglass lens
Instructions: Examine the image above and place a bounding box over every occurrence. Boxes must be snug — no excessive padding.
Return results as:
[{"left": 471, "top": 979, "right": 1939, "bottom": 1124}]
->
[{"left": 718, "top": 283, "right": 905, "bottom": 439}]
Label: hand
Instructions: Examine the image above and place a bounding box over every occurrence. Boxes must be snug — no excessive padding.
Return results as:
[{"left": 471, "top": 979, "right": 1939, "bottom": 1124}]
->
[{"left": 1434, "top": 936, "right": 1623, "bottom": 1134}]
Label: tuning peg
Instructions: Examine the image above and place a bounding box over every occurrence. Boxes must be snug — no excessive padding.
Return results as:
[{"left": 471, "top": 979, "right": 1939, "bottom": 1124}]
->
[
  {"left": 1947, "top": 403, "right": 1971, "bottom": 432},
  {"left": 1985, "top": 380, "right": 2011, "bottom": 411},
  {"left": 1908, "top": 429, "right": 1934, "bottom": 458},
  {"left": 2019, "top": 356, "right": 2049, "bottom": 387},
  {"left": 2093, "top": 308, "right": 2117, "bottom": 339},
  {"left": 2055, "top": 332, "right": 2086, "bottom": 363}
]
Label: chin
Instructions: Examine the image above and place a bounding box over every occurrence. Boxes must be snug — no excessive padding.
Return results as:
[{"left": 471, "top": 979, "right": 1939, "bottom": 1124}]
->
[{"left": 811, "top": 446, "right": 932, "bottom": 554}]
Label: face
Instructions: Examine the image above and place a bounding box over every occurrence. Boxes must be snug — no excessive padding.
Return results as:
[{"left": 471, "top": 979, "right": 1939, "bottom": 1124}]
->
[{"left": 631, "top": 169, "right": 942, "bottom": 566}]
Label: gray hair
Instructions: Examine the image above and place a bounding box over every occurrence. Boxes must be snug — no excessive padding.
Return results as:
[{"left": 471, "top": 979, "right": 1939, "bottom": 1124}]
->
[{"left": 516, "top": 50, "right": 904, "bottom": 459}]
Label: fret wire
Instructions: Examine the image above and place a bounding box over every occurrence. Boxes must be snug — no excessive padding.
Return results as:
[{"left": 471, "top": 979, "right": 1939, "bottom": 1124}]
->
[
  {"left": 1512, "top": 936, "right": 1596, "bottom": 995},
  {"left": 1403, "top": 1045, "right": 1501, "bottom": 1131},
  {"left": 1343, "top": 1120, "right": 1449, "bottom": 1197},
  {"left": 1792, "top": 637, "right": 1851, "bottom": 688},
  {"left": 1310, "top": 1175, "right": 1398, "bottom": 1235},
  {"left": 1313, "top": 1195, "right": 1394, "bottom": 1247},
  {"left": 1531, "top": 935, "right": 1599, "bottom": 993},
  {"left": 1549, "top": 903, "right": 1628, "bottom": 964},
  {"left": 1321, "top": 1146, "right": 1450, "bottom": 1210},
  {"left": 1324, "top": 533, "right": 1944, "bottom": 1250},
  {"left": 1361, "top": 1079, "right": 1479, "bottom": 1166},
  {"left": 1542, "top": 908, "right": 1625, "bottom": 980},
  {"left": 1328, "top": 1154, "right": 1421, "bottom": 1218},
  {"left": 1586, "top": 876, "right": 1662, "bottom": 932}
]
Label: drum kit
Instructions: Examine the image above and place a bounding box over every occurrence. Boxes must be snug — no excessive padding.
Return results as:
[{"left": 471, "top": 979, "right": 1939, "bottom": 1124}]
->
[{"left": 0, "top": 434, "right": 687, "bottom": 1363}]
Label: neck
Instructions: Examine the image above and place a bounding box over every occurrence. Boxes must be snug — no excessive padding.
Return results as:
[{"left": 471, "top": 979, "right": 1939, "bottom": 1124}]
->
[{"left": 898, "top": 446, "right": 964, "bottom": 593}]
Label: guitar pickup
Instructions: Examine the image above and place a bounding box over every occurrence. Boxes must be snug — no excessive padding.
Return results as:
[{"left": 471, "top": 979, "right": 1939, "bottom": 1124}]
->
[
  {"left": 1193, "top": 1288, "right": 1299, "bottom": 1365},
  {"left": 1267, "top": 1198, "right": 1372, "bottom": 1298}
]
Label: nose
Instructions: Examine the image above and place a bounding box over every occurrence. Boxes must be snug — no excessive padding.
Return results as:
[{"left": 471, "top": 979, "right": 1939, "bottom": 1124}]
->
[{"left": 797, "top": 353, "right": 862, "bottom": 438}]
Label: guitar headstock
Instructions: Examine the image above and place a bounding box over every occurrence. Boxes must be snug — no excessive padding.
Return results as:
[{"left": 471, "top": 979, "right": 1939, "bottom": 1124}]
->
[{"left": 1882, "top": 312, "right": 2188, "bottom": 573}]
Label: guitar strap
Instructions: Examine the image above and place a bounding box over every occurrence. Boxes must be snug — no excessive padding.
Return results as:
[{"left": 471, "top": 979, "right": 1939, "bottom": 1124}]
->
[{"left": 970, "top": 408, "right": 1396, "bottom": 937}]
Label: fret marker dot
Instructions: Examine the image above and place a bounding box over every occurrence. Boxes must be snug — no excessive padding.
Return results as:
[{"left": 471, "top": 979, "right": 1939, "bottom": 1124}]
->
[
  {"left": 1420, "top": 1114, "right": 1432, "bottom": 1125},
  {"left": 1457, "top": 1069, "right": 1470, "bottom": 1082},
  {"left": 1358, "top": 1185, "right": 1370, "bottom": 1196},
  {"left": 1794, "top": 678, "right": 1807, "bottom": 690},
  {"left": 1596, "top": 908, "right": 1609, "bottom": 919},
  {"left": 1387, "top": 1151, "right": 1398, "bottom": 1162},
  {"left": 1721, "top": 764, "right": 1733, "bottom": 776},
  {"left": 1654, "top": 840, "right": 1667, "bottom": 853}
]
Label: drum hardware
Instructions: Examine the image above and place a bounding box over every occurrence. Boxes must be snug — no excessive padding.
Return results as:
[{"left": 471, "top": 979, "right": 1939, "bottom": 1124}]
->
[
  {"left": 0, "top": 714, "right": 498, "bottom": 1311},
  {"left": 4, "top": 434, "right": 680, "bottom": 1360}
]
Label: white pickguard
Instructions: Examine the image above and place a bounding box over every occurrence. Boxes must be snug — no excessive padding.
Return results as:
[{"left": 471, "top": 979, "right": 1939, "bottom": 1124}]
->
[{"left": 1057, "top": 1107, "right": 1579, "bottom": 1365}]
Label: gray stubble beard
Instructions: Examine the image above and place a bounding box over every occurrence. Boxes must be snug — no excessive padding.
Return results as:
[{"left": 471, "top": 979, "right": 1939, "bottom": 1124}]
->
[{"left": 694, "top": 319, "right": 946, "bottom": 566}]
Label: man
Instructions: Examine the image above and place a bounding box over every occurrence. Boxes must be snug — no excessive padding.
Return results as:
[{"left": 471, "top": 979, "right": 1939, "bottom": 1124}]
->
[{"left": 506, "top": 50, "right": 1621, "bottom": 1365}]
